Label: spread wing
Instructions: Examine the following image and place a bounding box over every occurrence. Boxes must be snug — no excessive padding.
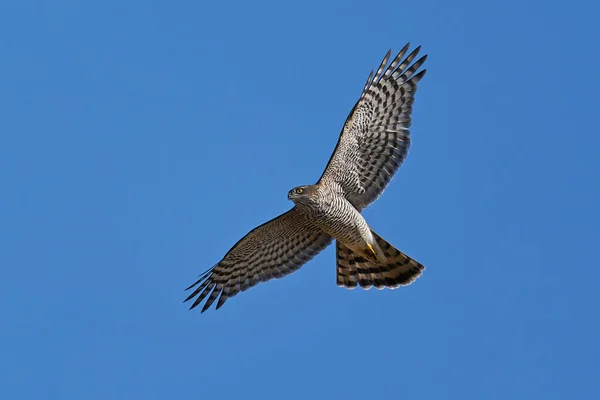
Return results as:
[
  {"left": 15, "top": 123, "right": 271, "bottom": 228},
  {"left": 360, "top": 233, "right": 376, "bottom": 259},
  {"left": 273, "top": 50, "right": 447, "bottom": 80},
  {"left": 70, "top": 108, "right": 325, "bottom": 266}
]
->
[
  {"left": 318, "top": 43, "right": 427, "bottom": 210},
  {"left": 184, "top": 208, "right": 332, "bottom": 312}
]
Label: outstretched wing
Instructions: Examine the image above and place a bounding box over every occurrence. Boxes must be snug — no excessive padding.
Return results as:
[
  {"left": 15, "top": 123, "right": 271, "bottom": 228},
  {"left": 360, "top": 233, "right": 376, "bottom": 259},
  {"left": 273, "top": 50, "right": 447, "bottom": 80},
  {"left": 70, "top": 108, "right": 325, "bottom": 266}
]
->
[
  {"left": 184, "top": 208, "right": 332, "bottom": 312},
  {"left": 318, "top": 43, "right": 427, "bottom": 210}
]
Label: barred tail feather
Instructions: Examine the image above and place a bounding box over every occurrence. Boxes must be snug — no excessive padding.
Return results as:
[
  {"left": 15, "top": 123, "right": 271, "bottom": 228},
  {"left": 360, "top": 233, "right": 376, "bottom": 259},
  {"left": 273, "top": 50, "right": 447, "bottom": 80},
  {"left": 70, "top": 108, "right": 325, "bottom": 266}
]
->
[{"left": 336, "top": 231, "right": 424, "bottom": 290}]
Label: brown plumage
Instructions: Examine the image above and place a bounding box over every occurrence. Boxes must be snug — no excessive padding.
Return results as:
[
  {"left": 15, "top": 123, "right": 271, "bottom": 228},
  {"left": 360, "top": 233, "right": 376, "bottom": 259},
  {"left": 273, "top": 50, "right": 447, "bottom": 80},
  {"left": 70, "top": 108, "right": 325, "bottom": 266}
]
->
[
  {"left": 336, "top": 231, "right": 425, "bottom": 289},
  {"left": 185, "top": 44, "right": 427, "bottom": 312}
]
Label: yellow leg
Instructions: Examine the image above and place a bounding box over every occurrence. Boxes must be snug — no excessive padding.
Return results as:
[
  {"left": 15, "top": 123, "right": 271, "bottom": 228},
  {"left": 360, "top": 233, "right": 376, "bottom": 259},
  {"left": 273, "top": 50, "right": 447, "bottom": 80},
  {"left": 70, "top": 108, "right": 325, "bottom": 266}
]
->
[{"left": 365, "top": 243, "right": 379, "bottom": 263}]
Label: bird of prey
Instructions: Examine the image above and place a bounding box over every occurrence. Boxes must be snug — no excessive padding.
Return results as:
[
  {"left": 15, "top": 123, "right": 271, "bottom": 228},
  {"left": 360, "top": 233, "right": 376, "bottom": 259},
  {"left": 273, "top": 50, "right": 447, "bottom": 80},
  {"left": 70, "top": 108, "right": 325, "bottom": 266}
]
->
[{"left": 185, "top": 43, "right": 427, "bottom": 313}]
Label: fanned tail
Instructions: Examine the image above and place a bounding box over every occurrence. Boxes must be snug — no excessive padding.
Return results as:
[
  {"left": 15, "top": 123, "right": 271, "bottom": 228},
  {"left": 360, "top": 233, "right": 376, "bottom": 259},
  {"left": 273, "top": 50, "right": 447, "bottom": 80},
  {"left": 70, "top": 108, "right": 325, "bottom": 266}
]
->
[{"left": 336, "top": 231, "right": 424, "bottom": 289}]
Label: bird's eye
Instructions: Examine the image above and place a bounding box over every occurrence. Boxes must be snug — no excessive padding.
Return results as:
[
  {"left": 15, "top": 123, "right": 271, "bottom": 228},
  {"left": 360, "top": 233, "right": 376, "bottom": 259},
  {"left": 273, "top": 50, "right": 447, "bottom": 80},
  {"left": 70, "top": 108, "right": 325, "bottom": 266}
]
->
[{"left": 295, "top": 188, "right": 304, "bottom": 194}]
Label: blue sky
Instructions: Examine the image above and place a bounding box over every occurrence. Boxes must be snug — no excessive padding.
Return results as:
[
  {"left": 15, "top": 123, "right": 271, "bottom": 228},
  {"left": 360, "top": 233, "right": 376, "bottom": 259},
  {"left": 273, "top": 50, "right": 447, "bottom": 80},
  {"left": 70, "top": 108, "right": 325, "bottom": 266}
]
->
[{"left": 1, "top": 0, "right": 598, "bottom": 398}]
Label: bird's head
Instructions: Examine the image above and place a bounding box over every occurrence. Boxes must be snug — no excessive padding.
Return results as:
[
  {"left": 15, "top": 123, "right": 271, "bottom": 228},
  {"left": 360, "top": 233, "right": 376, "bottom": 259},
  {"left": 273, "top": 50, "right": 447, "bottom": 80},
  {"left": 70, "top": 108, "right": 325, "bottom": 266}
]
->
[{"left": 288, "top": 185, "right": 317, "bottom": 205}]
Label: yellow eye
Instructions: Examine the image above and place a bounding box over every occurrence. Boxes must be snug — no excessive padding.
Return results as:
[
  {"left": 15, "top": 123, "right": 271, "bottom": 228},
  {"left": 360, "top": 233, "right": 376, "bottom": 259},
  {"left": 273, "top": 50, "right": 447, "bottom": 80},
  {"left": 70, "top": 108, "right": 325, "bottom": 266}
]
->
[{"left": 295, "top": 188, "right": 304, "bottom": 194}]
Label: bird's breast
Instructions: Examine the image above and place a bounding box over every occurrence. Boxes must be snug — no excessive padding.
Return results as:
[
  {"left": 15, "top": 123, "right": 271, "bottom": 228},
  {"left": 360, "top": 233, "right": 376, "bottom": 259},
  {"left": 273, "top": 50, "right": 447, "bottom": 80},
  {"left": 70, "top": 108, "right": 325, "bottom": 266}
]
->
[{"left": 310, "top": 193, "right": 369, "bottom": 246}]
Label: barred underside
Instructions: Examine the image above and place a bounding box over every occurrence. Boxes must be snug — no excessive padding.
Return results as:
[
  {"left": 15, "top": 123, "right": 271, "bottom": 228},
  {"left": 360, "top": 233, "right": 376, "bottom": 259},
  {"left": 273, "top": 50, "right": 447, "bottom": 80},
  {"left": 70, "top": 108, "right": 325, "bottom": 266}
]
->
[
  {"left": 336, "top": 231, "right": 424, "bottom": 290},
  {"left": 184, "top": 208, "right": 332, "bottom": 313},
  {"left": 319, "top": 43, "right": 427, "bottom": 210},
  {"left": 185, "top": 45, "right": 428, "bottom": 314}
]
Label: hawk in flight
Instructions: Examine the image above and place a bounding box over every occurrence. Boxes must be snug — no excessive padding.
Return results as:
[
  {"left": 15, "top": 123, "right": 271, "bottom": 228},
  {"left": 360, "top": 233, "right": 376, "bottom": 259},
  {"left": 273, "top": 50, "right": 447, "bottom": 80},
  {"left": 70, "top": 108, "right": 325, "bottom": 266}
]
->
[{"left": 185, "top": 43, "right": 427, "bottom": 312}]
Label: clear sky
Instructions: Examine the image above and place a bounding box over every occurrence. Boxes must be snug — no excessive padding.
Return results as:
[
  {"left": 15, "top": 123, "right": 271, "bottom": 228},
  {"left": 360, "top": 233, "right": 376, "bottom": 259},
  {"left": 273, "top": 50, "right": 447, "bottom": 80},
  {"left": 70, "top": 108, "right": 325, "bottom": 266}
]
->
[{"left": 1, "top": 0, "right": 598, "bottom": 399}]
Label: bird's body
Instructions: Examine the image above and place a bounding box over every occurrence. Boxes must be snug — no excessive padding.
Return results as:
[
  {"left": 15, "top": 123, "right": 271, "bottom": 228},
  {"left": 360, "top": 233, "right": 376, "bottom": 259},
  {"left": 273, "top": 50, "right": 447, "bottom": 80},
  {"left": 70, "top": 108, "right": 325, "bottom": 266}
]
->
[
  {"left": 185, "top": 43, "right": 428, "bottom": 312},
  {"left": 289, "top": 184, "right": 379, "bottom": 262}
]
